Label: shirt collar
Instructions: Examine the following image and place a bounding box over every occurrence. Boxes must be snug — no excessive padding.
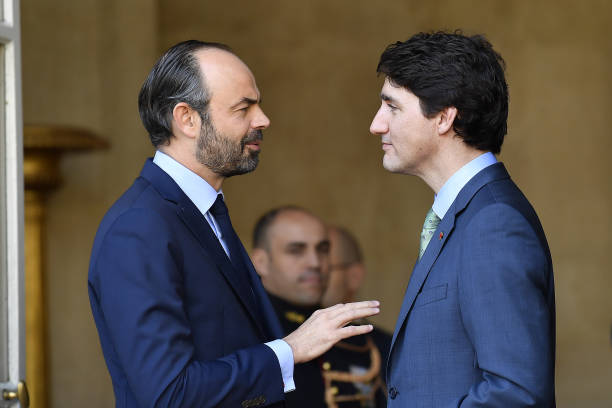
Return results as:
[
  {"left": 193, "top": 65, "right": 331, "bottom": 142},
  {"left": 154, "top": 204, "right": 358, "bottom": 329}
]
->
[
  {"left": 432, "top": 152, "right": 497, "bottom": 219},
  {"left": 153, "top": 150, "right": 221, "bottom": 215}
]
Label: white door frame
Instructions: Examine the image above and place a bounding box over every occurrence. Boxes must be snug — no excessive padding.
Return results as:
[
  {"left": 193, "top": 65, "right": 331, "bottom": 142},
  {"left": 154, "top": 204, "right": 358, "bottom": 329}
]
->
[{"left": 0, "top": 0, "right": 25, "bottom": 405}]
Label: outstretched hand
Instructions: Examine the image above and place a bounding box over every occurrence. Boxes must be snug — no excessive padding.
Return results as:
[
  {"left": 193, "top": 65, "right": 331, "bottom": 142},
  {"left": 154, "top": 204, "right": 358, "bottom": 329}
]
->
[{"left": 283, "top": 300, "right": 380, "bottom": 364}]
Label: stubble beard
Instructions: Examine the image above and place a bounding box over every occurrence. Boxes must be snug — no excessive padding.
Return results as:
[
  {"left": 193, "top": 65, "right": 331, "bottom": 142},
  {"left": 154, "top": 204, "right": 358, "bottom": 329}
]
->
[{"left": 196, "top": 115, "right": 262, "bottom": 178}]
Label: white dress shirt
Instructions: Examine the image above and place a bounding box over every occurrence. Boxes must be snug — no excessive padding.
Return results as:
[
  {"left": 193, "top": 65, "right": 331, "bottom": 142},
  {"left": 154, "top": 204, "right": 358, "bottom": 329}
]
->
[
  {"left": 432, "top": 152, "right": 498, "bottom": 219},
  {"left": 153, "top": 150, "right": 295, "bottom": 392}
]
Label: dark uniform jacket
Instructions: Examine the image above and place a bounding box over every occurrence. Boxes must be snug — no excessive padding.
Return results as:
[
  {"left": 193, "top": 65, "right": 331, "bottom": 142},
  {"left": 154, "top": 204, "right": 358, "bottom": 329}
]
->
[{"left": 267, "top": 294, "right": 390, "bottom": 408}]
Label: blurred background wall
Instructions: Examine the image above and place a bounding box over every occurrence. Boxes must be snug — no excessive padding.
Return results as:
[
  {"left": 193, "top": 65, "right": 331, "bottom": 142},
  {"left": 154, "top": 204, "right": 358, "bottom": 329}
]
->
[{"left": 21, "top": 0, "right": 611, "bottom": 406}]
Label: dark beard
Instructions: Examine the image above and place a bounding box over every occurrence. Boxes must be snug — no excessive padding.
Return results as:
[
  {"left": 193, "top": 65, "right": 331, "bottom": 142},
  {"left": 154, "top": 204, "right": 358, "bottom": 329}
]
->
[{"left": 196, "top": 118, "right": 263, "bottom": 178}]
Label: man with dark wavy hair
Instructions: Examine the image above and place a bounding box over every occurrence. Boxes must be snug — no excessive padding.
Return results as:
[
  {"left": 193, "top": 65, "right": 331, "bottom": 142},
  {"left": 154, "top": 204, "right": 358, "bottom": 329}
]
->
[{"left": 370, "top": 31, "right": 555, "bottom": 407}]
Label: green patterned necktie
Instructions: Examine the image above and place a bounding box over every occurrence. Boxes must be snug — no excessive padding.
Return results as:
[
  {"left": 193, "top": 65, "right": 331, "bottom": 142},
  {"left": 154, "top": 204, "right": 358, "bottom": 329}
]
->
[{"left": 418, "top": 208, "right": 441, "bottom": 260}]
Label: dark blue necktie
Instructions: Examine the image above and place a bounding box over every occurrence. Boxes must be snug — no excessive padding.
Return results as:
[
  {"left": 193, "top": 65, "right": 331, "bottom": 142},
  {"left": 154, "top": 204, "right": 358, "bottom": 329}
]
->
[
  {"left": 210, "top": 194, "right": 271, "bottom": 334},
  {"left": 210, "top": 194, "right": 244, "bottom": 270},
  {"left": 209, "top": 194, "right": 253, "bottom": 287}
]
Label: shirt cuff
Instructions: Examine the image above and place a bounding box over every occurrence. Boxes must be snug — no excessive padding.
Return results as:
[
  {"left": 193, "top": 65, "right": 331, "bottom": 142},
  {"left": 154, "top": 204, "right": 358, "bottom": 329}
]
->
[{"left": 265, "top": 339, "right": 295, "bottom": 393}]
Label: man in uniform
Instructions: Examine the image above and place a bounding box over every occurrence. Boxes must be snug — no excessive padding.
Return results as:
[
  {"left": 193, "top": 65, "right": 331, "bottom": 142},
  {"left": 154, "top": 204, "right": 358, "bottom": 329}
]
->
[
  {"left": 321, "top": 226, "right": 392, "bottom": 378},
  {"left": 252, "top": 207, "right": 387, "bottom": 408}
]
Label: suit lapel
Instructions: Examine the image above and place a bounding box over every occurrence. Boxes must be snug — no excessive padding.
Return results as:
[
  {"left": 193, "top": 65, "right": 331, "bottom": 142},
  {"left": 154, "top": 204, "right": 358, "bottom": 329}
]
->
[
  {"left": 139, "top": 159, "right": 269, "bottom": 339},
  {"left": 238, "top": 244, "right": 284, "bottom": 340},
  {"left": 388, "top": 163, "right": 511, "bottom": 362},
  {"left": 389, "top": 213, "right": 456, "bottom": 354}
]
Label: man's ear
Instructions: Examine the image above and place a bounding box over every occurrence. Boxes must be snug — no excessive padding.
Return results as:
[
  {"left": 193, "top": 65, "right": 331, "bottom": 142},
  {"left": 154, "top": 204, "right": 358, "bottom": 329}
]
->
[
  {"left": 172, "top": 102, "right": 201, "bottom": 140},
  {"left": 437, "top": 106, "right": 458, "bottom": 135},
  {"left": 251, "top": 248, "right": 270, "bottom": 278}
]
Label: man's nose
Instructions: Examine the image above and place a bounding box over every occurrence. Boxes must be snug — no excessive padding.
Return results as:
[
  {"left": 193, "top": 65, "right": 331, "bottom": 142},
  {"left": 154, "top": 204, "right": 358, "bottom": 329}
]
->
[
  {"left": 252, "top": 106, "right": 270, "bottom": 129},
  {"left": 369, "top": 108, "right": 388, "bottom": 135},
  {"left": 305, "top": 249, "right": 322, "bottom": 270}
]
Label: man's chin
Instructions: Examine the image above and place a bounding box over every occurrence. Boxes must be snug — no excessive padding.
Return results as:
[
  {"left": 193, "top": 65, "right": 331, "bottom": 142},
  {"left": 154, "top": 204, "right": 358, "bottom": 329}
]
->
[
  {"left": 383, "top": 156, "right": 413, "bottom": 175},
  {"left": 382, "top": 157, "right": 401, "bottom": 173},
  {"left": 219, "top": 158, "right": 259, "bottom": 178},
  {"left": 294, "top": 296, "right": 321, "bottom": 308},
  {"left": 241, "top": 155, "right": 259, "bottom": 173}
]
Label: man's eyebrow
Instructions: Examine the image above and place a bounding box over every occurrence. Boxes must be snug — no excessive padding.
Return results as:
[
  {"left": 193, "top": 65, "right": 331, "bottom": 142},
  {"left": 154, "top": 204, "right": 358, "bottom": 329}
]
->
[
  {"left": 285, "top": 241, "right": 306, "bottom": 249},
  {"left": 380, "top": 93, "right": 397, "bottom": 104},
  {"left": 316, "top": 240, "right": 331, "bottom": 250},
  {"left": 231, "top": 96, "right": 261, "bottom": 109}
]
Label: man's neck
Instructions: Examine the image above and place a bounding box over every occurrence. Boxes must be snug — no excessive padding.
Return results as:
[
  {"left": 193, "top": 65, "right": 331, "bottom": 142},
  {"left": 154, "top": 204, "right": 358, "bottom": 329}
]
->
[
  {"left": 420, "top": 144, "right": 486, "bottom": 194},
  {"left": 159, "top": 146, "right": 225, "bottom": 191},
  {"left": 266, "top": 292, "right": 320, "bottom": 334},
  {"left": 267, "top": 292, "right": 320, "bottom": 314}
]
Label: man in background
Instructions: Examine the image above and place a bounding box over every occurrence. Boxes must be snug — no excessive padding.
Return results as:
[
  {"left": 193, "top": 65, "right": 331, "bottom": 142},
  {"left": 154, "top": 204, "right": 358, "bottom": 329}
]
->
[
  {"left": 321, "top": 226, "right": 391, "bottom": 369},
  {"left": 252, "top": 207, "right": 387, "bottom": 408}
]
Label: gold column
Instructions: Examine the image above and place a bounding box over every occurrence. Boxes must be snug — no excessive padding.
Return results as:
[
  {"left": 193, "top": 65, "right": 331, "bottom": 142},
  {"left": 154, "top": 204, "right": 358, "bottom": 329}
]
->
[{"left": 23, "top": 125, "right": 108, "bottom": 408}]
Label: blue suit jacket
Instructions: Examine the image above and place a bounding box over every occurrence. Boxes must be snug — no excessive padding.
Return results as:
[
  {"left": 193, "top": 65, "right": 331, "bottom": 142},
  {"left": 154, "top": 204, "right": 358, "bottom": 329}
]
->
[
  {"left": 386, "top": 163, "right": 555, "bottom": 407},
  {"left": 88, "top": 159, "right": 286, "bottom": 407}
]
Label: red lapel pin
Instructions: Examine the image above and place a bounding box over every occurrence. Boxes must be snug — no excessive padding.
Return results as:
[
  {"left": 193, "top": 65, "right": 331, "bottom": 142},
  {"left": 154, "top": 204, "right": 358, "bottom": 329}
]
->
[{"left": 439, "top": 232, "right": 444, "bottom": 240}]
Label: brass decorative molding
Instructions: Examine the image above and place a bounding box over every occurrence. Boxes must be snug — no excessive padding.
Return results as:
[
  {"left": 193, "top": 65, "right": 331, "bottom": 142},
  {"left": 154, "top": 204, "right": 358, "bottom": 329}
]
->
[
  {"left": 24, "top": 125, "right": 108, "bottom": 151},
  {"left": 24, "top": 125, "right": 108, "bottom": 191},
  {"left": 23, "top": 124, "right": 108, "bottom": 408}
]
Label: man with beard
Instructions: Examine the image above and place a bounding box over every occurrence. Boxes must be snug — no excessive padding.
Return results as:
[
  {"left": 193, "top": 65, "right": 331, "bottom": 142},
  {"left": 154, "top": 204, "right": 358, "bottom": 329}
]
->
[
  {"left": 252, "top": 208, "right": 387, "bottom": 408},
  {"left": 88, "top": 41, "right": 380, "bottom": 408}
]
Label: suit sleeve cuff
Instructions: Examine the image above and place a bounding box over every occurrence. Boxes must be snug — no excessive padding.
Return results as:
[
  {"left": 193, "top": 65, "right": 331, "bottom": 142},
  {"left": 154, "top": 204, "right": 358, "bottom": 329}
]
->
[{"left": 265, "top": 339, "right": 296, "bottom": 392}]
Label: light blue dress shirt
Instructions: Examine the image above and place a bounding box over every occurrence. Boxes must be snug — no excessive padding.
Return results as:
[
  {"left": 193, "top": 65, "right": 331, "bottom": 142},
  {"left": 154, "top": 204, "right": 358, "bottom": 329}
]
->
[
  {"left": 153, "top": 150, "right": 295, "bottom": 392},
  {"left": 432, "top": 152, "right": 498, "bottom": 219}
]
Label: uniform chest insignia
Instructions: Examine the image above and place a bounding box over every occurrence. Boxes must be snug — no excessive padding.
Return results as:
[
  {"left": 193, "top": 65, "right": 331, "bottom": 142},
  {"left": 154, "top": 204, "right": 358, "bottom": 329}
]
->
[{"left": 285, "top": 310, "right": 305, "bottom": 324}]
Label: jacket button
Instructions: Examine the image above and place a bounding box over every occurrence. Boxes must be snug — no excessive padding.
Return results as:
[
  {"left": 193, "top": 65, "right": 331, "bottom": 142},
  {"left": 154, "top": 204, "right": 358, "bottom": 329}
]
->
[{"left": 389, "top": 387, "right": 398, "bottom": 399}]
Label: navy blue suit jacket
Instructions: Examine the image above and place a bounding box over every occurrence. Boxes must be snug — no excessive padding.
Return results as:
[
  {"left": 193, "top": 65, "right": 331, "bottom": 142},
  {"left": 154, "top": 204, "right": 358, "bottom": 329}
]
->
[
  {"left": 386, "top": 163, "right": 555, "bottom": 407},
  {"left": 88, "top": 159, "right": 286, "bottom": 407}
]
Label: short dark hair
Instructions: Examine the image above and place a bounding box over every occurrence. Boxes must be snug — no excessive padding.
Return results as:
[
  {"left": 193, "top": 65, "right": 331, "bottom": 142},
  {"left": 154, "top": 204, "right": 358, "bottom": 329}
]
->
[
  {"left": 138, "top": 40, "right": 233, "bottom": 147},
  {"left": 330, "top": 226, "right": 363, "bottom": 264},
  {"left": 377, "top": 31, "right": 508, "bottom": 154},
  {"left": 252, "top": 206, "right": 308, "bottom": 249}
]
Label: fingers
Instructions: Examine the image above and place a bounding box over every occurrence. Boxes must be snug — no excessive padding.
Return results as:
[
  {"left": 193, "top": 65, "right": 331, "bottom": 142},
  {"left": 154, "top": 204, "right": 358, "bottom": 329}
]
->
[
  {"left": 326, "top": 300, "right": 380, "bottom": 319},
  {"left": 328, "top": 301, "right": 380, "bottom": 325},
  {"left": 337, "top": 324, "right": 374, "bottom": 340},
  {"left": 310, "top": 301, "right": 380, "bottom": 335},
  {"left": 284, "top": 301, "right": 381, "bottom": 364},
  {"left": 336, "top": 308, "right": 380, "bottom": 329},
  {"left": 344, "top": 300, "right": 380, "bottom": 308}
]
